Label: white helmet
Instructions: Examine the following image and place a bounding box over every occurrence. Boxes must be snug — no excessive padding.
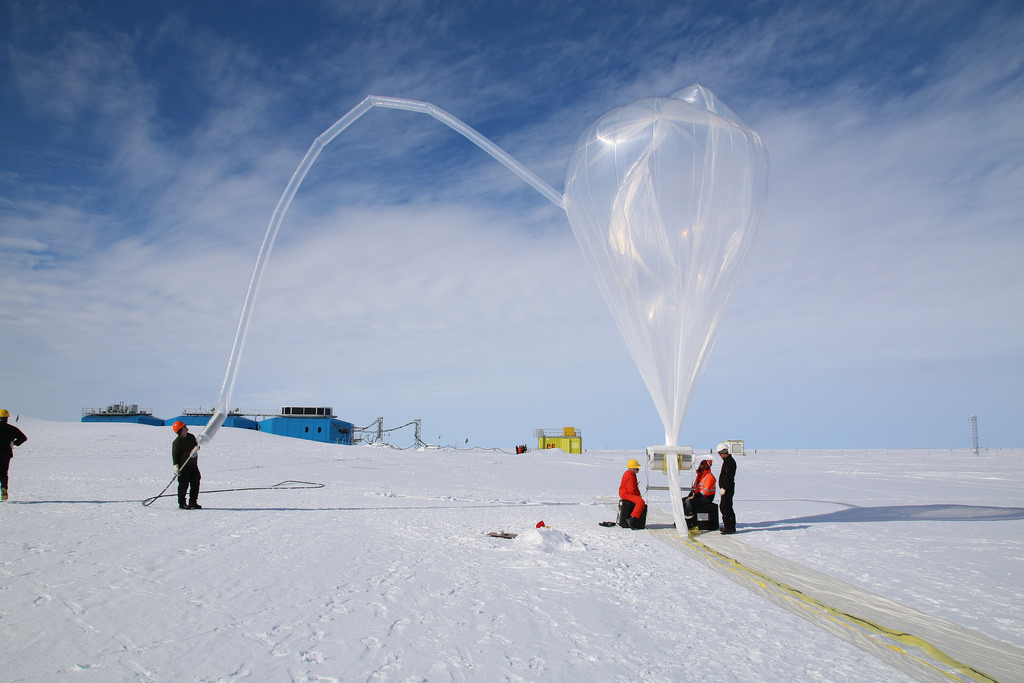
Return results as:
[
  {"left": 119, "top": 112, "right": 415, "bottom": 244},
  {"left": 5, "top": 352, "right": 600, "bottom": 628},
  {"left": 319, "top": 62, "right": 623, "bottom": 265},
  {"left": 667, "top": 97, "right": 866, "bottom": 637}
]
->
[{"left": 716, "top": 442, "right": 730, "bottom": 454}]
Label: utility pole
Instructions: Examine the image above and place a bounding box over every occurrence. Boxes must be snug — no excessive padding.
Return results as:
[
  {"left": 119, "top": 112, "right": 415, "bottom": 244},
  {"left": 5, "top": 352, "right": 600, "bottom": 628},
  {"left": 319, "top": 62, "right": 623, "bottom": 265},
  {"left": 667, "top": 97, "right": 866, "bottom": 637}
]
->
[
  {"left": 414, "top": 419, "right": 425, "bottom": 448},
  {"left": 970, "top": 415, "right": 979, "bottom": 456}
]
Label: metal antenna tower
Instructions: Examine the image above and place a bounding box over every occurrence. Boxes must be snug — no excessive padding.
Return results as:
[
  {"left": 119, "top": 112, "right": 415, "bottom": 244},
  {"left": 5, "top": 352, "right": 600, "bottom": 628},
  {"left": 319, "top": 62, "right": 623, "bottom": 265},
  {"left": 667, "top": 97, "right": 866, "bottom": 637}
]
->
[
  {"left": 354, "top": 417, "right": 429, "bottom": 448},
  {"left": 970, "top": 415, "right": 979, "bottom": 456}
]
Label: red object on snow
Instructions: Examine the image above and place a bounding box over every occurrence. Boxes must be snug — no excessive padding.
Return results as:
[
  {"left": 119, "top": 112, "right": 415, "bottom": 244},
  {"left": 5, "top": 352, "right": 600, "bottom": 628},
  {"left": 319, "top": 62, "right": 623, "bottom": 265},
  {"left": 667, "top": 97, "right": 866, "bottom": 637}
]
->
[{"left": 536, "top": 521, "right": 545, "bottom": 528}]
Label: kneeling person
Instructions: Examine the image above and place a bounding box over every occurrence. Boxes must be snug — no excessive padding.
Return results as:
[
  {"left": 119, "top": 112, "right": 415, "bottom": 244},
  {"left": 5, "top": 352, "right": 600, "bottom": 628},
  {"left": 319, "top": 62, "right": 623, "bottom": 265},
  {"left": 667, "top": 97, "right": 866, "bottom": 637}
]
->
[
  {"left": 684, "top": 458, "right": 716, "bottom": 527},
  {"left": 619, "top": 459, "right": 646, "bottom": 529}
]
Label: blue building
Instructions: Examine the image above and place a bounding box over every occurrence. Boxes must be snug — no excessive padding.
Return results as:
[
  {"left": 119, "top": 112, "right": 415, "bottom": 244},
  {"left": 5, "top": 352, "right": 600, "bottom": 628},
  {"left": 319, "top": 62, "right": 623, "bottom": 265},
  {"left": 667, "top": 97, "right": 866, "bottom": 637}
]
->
[
  {"left": 164, "top": 412, "right": 259, "bottom": 430},
  {"left": 82, "top": 403, "right": 164, "bottom": 426},
  {"left": 83, "top": 403, "right": 353, "bottom": 444},
  {"left": 259, "top": 406, "right": 353, "bottom": 445}
]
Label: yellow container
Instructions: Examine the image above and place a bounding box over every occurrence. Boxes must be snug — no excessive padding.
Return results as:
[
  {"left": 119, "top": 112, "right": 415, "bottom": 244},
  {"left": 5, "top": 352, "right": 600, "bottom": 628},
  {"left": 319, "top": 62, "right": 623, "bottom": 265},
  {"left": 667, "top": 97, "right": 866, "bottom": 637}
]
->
[{"left": 538, "top": 436, "right": 583, "bottom": 454}]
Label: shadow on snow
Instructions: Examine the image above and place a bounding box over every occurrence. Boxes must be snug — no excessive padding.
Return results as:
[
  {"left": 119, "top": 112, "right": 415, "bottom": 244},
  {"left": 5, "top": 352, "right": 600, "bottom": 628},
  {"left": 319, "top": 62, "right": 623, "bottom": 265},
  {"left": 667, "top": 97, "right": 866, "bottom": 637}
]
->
[{"left": 745, "top": 502, "right": 1024, "bottom": 530}]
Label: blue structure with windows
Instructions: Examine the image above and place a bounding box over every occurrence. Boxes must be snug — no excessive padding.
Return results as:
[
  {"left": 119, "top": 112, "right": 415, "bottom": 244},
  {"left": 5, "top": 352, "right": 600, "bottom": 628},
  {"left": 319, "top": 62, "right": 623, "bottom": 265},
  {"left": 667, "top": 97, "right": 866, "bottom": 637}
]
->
[{"left": 259, "top": 407, "right": 353, "bottom": 445}]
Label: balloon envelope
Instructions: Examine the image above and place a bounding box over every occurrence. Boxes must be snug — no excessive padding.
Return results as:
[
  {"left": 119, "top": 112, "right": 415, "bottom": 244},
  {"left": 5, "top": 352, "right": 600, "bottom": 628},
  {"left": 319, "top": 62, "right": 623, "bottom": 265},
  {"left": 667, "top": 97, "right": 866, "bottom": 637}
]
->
[{"left": 564, "top": 85, "right": 768, "bottom": 446}]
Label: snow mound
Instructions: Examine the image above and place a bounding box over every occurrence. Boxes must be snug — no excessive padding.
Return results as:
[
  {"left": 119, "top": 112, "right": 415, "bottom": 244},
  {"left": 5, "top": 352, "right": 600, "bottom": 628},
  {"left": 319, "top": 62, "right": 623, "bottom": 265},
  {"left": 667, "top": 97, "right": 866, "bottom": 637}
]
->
[{"left": 513, "top": 527, "right": 586, "bottom": 552}]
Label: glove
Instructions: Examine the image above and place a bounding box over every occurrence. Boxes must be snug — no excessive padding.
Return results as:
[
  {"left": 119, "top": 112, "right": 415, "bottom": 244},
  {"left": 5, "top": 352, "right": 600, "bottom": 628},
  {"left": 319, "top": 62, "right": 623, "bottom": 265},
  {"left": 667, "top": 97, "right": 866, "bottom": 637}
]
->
[
  {"left": 174, "top": 466, "right": 181, "bottom": 476},
  {"left": 719, "top": 488, "right": 726, "bottom": 496}
]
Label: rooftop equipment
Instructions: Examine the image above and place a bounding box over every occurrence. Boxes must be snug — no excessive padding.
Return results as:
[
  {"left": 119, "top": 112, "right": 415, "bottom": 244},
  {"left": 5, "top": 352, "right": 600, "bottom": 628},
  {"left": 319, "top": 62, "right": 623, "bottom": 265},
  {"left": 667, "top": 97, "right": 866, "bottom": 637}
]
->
[{"left": 82, "top": 403, "right": 164, "bottom": 426}]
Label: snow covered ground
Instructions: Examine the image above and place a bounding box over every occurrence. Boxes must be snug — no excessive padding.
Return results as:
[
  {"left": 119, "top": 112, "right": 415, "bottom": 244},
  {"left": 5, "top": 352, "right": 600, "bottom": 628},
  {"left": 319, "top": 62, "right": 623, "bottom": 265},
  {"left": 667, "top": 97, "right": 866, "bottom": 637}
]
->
[{"left": 2, "top": 418, "right": 1021, "bottom": 682}]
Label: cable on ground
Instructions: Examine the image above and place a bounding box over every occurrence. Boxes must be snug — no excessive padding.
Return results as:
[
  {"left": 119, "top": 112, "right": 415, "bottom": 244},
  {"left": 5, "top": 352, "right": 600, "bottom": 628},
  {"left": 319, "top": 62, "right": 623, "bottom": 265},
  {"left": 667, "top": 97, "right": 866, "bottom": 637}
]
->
[{"left": 142, "top": 480, "right": 324, "bottom": 507}]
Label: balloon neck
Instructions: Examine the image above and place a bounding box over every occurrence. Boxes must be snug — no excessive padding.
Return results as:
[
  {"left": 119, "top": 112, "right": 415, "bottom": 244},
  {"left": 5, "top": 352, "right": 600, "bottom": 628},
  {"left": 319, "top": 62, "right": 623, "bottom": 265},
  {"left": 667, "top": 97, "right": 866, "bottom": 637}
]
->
[{"left": 199, "top": 409, "right": 227, "bottom": 445}]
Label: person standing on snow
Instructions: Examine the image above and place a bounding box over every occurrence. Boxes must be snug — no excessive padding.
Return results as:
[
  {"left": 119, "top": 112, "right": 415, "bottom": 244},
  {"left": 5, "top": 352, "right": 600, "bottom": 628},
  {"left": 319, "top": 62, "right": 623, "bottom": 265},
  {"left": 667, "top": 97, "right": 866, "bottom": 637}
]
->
[
  {"left": 171, "top": 421, "right": 201, "bottom": 509},
  {"left": 0, "top": 409, "right": 28, "bottom": 501},
  {"left": 684, "top": 458, "right": 717, "bottom": 526},
  {"left": 619, "top": 458, "right": 646, "bottom": 529},
  {"left": 717, "top": 442, "right": 737, "bottom": 534}
]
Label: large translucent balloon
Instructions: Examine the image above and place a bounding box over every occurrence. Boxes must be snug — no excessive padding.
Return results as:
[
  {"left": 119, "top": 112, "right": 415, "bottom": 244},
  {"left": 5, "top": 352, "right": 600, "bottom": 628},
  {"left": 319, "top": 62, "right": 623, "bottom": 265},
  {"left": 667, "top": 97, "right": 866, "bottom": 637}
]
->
[
  {"left": 564, "top": 85, "right": 768, "bottom": 446},
  {"left": 199, "top": 87, "right": 766, "bottom": 454}
]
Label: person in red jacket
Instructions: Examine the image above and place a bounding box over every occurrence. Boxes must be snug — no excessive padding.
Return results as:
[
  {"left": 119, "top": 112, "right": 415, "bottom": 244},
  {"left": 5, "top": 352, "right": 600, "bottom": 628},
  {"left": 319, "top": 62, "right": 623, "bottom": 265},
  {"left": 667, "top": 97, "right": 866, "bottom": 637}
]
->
[
  {"left": 619, "top": 458, "right": 646, "bottom": 529},
  {"left": 683, "top": 459, "right": 716, "bottom": 525}
]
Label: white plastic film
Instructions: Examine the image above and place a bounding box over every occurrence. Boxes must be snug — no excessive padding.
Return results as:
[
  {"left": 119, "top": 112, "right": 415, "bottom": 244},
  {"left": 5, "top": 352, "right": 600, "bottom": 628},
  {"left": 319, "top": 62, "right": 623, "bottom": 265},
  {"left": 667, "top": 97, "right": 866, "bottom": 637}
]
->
[
  {"left": 200, "top": 96, "right": 562, "bottom": 444},
  {"left": 665, "top": 449, "right": 687, "bottom": 532},
  {"left": 202, "top": 87, "right": 766, "bottom": 450},
  {"left": 564, "top": 86, "right": 768, "bottom": 445}
]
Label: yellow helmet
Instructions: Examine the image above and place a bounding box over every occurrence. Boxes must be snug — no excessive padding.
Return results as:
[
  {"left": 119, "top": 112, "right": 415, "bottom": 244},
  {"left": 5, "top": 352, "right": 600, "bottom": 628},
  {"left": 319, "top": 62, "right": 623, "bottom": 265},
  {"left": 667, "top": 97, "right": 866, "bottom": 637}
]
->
[
  {"left": 0, "top": 409, "right": 9, "bottom": 418},
  {"left": 626, "top": 459, "right": 640, "bottom": 470}
]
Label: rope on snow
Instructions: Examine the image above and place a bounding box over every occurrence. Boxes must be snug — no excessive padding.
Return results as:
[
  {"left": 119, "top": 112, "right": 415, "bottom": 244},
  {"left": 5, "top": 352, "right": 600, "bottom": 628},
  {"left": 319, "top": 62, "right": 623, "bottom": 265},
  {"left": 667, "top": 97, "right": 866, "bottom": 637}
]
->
[{"left": 141, "top": 480, "right": 324, "bottom": 507}]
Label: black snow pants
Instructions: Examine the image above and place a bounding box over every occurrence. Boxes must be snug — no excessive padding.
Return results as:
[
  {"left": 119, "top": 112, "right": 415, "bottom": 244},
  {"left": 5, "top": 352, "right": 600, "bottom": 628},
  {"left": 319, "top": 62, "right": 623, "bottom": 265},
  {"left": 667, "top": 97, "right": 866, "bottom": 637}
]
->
[
  {"left": 720, "top": 487, "right": 736, "bottom": 532},
  {"left": 177, "top": 463, "right": 201, "bottom": 507}
]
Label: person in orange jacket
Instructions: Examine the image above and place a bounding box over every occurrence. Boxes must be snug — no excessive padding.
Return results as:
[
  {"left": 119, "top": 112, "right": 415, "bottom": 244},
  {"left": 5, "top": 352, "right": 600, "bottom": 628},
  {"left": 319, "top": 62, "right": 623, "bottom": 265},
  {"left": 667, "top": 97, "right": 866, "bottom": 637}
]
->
[
  {"left": 683, "top": 458, "right": 716, "bottom": 525},
  {"left": 619, "top": 458, "right": 646, "bottom": 528}
]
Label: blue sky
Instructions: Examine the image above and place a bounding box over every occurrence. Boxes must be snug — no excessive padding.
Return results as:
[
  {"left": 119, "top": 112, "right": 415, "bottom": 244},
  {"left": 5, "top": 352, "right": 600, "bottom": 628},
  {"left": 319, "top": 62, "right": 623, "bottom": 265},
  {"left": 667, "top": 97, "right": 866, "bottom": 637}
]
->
[{"left": 2, "top": 0, "right": 1021, "bottom": 450}]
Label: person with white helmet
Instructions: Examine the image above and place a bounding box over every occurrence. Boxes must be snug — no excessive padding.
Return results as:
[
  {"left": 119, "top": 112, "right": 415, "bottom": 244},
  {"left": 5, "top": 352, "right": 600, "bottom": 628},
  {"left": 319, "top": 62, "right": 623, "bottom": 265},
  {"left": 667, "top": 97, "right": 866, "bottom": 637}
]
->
[
  {"left": 171, "top": 421, "right": 202, "bottom": 509},
  {"left": 716, "top": 442, "right": 737, "bottom": 534},
  {"left": 0, "top": 409, "right": 28, "bottom": 501},
  {"left": 618, "top": 458, "right": 647, "bottom": 529}
]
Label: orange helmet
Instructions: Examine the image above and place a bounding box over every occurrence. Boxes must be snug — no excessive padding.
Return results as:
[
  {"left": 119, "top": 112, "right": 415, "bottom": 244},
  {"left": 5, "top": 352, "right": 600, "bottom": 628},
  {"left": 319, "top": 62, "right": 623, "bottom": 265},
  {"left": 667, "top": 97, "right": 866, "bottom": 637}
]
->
[
  {"left": 171, "top": 421, "right": 186, "bottom": 434},
  {"left": 697, "top": 459, "right": 712, "bottom": 472}
]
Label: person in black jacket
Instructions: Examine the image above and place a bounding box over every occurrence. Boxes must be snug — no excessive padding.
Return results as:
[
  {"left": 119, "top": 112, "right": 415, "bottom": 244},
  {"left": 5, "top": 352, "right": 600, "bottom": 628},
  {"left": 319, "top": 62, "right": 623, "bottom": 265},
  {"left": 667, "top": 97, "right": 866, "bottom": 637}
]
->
[
  {"left": 716, "top": 442, "right": 737, "bottom": 534},
  {"left": 171, "top": 421, "right": 201, "bottom": 509},
  {"left": 1, "top": 409, "right": 28, "bottom": 501}
]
